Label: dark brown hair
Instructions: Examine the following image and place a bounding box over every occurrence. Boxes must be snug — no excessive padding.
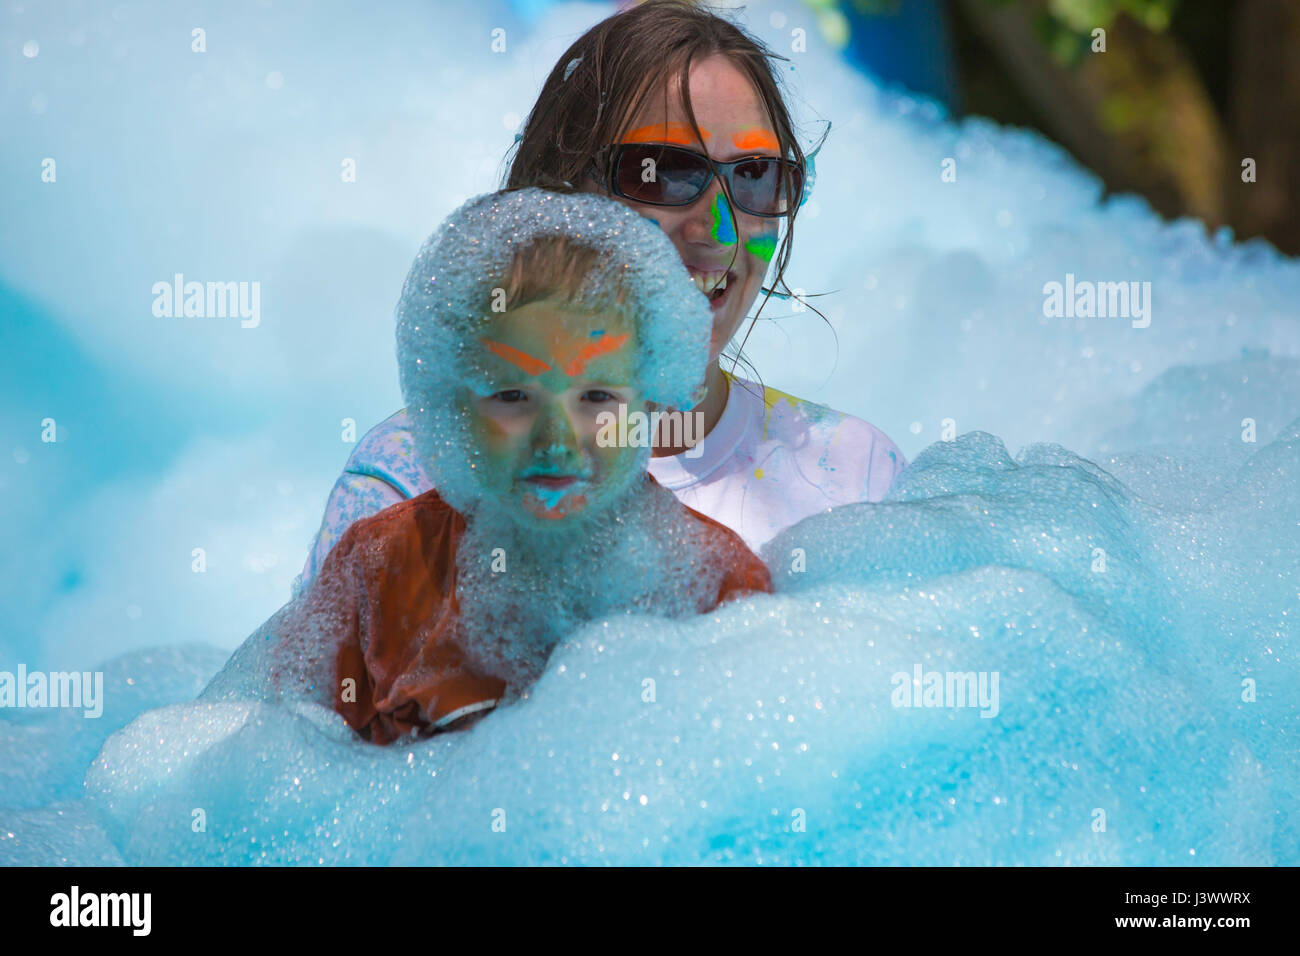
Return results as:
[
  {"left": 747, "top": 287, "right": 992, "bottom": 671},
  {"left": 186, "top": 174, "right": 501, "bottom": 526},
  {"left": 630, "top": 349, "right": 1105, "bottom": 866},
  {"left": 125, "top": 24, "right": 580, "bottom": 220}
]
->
[{"left": 500, "top": 0, "right": 828, "bottom": 374}]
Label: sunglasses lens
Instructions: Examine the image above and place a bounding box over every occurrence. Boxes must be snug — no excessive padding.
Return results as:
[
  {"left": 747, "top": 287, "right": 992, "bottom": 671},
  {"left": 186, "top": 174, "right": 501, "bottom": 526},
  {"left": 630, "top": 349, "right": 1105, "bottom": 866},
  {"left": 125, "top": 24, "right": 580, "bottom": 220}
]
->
[
  {"left": 613, "top": 144, "right": 712, "bottom": 205},
  {"left": 607, "top": 145, "right": 804, "bottom": 216},
  {"left": 731, "top": 158, "right": 803, "bottom": 216}
]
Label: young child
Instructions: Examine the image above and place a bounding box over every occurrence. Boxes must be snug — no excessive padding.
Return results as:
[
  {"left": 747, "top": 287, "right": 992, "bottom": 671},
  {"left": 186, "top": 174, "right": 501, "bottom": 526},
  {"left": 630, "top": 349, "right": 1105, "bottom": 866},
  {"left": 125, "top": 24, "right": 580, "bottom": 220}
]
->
[{"left": 202, "top": 188, "right": 772, "bottom": 744}]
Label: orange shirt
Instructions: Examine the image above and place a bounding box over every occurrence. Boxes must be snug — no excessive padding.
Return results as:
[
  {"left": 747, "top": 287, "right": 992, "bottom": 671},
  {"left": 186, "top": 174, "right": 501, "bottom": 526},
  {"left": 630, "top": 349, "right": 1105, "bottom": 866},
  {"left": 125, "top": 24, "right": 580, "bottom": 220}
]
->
[{"left": 287, "top": 480, "right": 773, "bottom": 744}]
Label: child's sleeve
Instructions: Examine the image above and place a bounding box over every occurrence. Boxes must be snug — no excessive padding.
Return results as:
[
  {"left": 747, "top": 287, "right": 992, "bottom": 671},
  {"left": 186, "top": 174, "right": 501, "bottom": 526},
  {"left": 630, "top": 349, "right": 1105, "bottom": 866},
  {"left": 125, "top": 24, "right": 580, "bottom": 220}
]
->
[
  {"left": 716, "top": 545, "right": 774, "bottom": 604},
  {"left": 700, "top": 518, "right": 773, "bottom": 606},
  {"left": 676, "top": 504, "right": 774, "bottom": 607},
  {"left": 202, "top": 523, "right": 369, "bottom": 719}
]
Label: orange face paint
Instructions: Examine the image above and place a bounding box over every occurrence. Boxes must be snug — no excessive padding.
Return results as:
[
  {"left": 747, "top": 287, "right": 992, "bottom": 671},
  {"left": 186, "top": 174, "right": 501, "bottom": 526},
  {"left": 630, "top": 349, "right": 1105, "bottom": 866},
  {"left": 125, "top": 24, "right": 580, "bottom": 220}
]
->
[
  {"left": 481, "top": 339, "right": 550, "bottom": 377},
  {"left": 563, "top": 333, "right": 629, "bottom": 377},
  {"left": 481, "top": 331, "right": 630, "bottom": 381},
  {"left": 732, "top": 129, "right": 779, "bottom": 152},
  {"left": 623, "top": 122, "right": 712, "bottom": 146}
]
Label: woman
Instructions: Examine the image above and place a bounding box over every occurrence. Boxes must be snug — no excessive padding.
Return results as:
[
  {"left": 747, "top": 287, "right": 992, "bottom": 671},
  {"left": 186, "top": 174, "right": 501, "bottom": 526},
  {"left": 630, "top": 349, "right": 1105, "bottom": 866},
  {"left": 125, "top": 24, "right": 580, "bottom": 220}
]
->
[{"left": 294, "top": 0, "right": 907, "bottom": 594}]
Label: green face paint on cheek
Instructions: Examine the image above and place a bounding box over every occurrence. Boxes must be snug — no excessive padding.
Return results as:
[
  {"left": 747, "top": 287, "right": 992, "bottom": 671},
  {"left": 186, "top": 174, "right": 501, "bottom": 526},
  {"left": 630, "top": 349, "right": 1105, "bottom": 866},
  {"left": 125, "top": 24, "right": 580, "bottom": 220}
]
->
[
  {"left": 709, "top": 193, "right": 737, "bottom": 245},
  {"left": 744, "top": 233, "right": 777, "bottom": 263}
]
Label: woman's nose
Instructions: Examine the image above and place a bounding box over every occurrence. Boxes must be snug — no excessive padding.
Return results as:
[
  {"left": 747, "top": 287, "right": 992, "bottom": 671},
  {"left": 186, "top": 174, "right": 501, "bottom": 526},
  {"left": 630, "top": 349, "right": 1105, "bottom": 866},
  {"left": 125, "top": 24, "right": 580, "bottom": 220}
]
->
[{"left": 680, "top": 179, "right": 740, "bottom": 249}]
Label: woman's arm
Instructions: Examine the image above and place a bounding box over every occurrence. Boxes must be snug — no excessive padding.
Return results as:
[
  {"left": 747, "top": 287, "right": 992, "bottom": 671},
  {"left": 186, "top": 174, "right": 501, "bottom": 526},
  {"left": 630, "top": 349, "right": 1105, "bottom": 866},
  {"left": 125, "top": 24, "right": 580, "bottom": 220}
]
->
[
  {"left": 868, "top": 429, "right": 909, "bottom": 501},
  {"left": 292, "top": 410, "right": 433, "bottom": 598},
  {"left": 292, "top": 471, "right": 407, "bottom": 598}
]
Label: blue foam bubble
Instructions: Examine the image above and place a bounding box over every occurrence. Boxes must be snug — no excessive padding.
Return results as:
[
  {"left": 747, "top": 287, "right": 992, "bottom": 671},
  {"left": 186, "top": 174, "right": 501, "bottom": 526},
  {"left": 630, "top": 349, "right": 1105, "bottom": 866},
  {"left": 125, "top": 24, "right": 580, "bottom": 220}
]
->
[{"left": 49, "top": 409, "right": 1297, "bottom": 865}]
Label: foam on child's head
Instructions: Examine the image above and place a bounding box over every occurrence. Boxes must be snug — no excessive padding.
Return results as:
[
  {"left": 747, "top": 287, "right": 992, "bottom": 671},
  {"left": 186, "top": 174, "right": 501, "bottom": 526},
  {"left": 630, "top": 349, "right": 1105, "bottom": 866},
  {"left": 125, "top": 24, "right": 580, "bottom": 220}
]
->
[
  {"left": 497, "top": 234, "right": 630, "bottom": 321},
  {"left": 396, "top": 187, "right": 712, "bottom": 514}
]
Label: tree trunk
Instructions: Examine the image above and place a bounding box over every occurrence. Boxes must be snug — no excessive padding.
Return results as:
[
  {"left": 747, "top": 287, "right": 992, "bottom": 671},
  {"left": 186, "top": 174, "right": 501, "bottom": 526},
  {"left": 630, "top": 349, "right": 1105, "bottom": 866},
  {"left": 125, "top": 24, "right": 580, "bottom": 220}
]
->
[{"left": 1229, "top": 0, "right": 1300, "bottom": 253}]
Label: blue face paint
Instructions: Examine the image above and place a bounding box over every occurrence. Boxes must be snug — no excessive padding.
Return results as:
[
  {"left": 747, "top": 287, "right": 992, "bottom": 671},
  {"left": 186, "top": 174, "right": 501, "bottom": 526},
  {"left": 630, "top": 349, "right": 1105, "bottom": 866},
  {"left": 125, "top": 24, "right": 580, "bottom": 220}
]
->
[
  {"left": 527, "top": 482, "right": 575, "bottom": 511},
  {"left": 709, "top": 193, "right": 737, "bottom": 245}
]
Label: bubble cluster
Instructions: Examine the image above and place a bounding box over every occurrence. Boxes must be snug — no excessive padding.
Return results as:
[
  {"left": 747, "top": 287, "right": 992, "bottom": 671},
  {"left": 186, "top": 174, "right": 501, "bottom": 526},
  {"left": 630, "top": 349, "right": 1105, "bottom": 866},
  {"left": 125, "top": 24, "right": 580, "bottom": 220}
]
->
[
  {"left": 48, "top": 415, "right": 1297, "bottom": 865},
  {"left": 451, "top": 476, "right": 745, "bottom": 692},
  {"left": 395, "top": 187, "right": 712, "bottom": 515}
]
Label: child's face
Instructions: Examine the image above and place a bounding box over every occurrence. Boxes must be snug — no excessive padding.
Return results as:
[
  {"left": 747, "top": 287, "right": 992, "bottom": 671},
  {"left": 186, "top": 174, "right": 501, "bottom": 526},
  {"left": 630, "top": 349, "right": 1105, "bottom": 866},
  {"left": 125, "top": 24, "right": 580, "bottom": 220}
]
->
[{"left": 462, "top": 300, "right": 645, "bottom": 526}]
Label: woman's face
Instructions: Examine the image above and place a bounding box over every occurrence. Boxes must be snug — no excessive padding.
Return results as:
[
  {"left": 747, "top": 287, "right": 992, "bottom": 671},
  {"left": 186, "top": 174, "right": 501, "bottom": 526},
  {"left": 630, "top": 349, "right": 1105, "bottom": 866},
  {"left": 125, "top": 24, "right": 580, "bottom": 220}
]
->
[{"left": 582, "top": 54, "right": 782, "bottom": 362}]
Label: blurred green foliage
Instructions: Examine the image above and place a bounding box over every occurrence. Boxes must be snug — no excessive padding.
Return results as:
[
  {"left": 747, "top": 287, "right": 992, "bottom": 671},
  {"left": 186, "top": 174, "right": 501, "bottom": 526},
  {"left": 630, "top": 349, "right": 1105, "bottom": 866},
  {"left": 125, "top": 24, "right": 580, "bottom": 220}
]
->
[
  {"left": 845, "top": 0, "right": 1181, "bottom": 64},
  {"left": 1037, "top": 1, "right": 1181, "bottom": 63},
  {"left": 1046, "top": 0, "right": 1178, "bottom": 32},
  {"left": 1037, "top": 0, "right": 1180, "bottom": 63},
  {"left": 845, "top": 0, "right": 903, "bottom": 14}
]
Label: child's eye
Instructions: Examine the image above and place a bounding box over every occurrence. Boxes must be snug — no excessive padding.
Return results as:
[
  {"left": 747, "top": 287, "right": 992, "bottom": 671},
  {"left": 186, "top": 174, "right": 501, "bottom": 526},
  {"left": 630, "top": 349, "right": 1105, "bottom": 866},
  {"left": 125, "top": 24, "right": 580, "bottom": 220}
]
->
[
  {"left": 493, "top": 389, "right": 527, "bottom": 403},
  {"left": 582, "top": 389, "right": 619, "bottom": 403}
]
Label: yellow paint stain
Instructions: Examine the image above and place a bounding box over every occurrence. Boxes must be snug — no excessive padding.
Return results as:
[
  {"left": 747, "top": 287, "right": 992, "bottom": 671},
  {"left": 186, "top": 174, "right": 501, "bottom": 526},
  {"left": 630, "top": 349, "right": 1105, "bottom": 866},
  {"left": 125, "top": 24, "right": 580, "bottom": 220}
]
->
[
  {"left": 759, "top": 383, "right": 806, "bottom": 441},
  {"left": 720, "top": 369, "right": 808, "bottom": 441},
  {"left": 754, "top": 467, "right": 765, "bottom": 479}
]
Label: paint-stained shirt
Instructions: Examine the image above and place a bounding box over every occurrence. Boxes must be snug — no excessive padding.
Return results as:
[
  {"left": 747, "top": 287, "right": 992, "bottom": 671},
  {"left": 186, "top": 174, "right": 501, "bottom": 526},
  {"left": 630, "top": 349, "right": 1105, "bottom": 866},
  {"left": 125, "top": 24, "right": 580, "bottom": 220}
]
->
[{"left": 293, "top": 374, "right": 907, "bottom": 595}]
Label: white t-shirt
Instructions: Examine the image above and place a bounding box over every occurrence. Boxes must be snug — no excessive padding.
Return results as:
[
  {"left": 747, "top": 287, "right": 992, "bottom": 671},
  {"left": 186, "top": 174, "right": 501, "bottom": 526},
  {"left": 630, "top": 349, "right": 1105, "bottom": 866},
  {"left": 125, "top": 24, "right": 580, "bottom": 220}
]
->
[
  {"left": 294, "top": 374, "right": 907, "bottom": 595},
  {"left": 645, "top": 375, "right": 906, "bottom": 554}
]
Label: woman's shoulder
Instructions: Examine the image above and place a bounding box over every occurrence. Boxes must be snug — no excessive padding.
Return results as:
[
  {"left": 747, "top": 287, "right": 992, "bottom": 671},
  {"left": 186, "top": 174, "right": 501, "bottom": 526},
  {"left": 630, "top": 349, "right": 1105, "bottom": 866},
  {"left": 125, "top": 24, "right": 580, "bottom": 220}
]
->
[
  {"left": 728, "top": 375, "right": 908, "bottom": 502},
  {"left": 341, "top": 408, "right": 432, "bottom": 498}
]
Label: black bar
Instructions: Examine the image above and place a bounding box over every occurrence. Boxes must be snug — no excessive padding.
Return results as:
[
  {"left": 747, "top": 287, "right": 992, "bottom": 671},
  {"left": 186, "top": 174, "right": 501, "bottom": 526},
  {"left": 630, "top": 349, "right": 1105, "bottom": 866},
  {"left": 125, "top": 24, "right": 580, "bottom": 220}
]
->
[{"left": 0, "top": 866, "right": 1287, "bottom": 941}]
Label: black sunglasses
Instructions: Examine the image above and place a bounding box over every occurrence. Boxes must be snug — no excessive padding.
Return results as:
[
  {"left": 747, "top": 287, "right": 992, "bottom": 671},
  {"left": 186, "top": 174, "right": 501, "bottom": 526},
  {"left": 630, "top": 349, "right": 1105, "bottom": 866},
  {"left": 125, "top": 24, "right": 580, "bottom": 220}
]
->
[{"left": 588, "top": 142, "right": 806, "bottom": 218}]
